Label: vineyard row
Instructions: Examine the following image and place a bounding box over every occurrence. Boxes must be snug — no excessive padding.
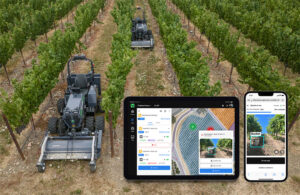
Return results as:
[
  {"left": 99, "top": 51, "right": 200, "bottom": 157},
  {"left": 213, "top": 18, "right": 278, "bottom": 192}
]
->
[
  {"left": 197, "top": 0, "right": 300, "bottom": 73},
  {"left": 0, "top": 0, "right": 83, "bottom": 75},
  {"left": 171, "top": 0, "right": 300, "bottom": 123},
  {"left": 101, "top": 0, "right": 136, "bottom": 127},
  {"left": 149, "top": 0, "right": 221, "bottom": 98},
  {"left": 0, "top": 0, "right": 106, "bottom": 129}
]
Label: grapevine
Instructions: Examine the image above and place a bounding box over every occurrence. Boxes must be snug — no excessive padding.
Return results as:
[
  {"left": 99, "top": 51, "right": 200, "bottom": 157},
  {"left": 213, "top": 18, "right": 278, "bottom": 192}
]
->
[
  {"left": 149, "top": 0, "right": 221, "bottom": 97},
  {"left": 197, "top": 0, "right": 300, "bottom": 73},
  {"left": 0, "top": 0, "right": 106, "bottom": 129},
  {"left": 0, "top": 0, "right": 84, "bottom": 78},
  {"left": 171, "top": 0, "right": 300, "bottom": 124},
  {"left": 101, "top": 0, "right": 136, "bottom": 128}
]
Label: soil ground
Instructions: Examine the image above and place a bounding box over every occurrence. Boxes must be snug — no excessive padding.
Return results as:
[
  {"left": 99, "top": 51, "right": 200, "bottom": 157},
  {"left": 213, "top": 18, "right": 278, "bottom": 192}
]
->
[
  {"left": 201, "top": 148, "right": 232, "bottom": 159},
  {"left": 247, "top": 134, "right": 285, "bottom": 156},
  {"left": 0, "top": 0, "right": 300, "bottom": 194}
]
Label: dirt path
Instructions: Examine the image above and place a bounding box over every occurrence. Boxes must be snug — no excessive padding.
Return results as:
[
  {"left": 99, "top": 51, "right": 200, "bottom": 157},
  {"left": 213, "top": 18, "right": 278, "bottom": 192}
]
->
[
  {"left": 247, "top": 133, "right": 285, "bottom": 156},
  {"left": 201, "top": 148, "right": 232, "bottom": 159},
  {"left": 263, "top": 134, "right": 285, "bottom": 156},
  {"left": 133, "top": 0, "right": 180, "bottom": 97}
]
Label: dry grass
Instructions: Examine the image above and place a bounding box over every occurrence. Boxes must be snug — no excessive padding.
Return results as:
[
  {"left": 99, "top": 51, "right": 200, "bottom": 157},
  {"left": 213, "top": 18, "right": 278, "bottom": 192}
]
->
[
  {"left": 70, "top": 189, "right": 83, "bottom": 195},
  {"left": 123, "top": 186, "right": 131, "bottom": 192},
  {"left": 135, "top": 53, "right": 164, "bottom": 95},
  {"left": 291, "top": 176, "right": 300, "bottom": 184},
  {"left": 0, "top": 130, "right": 11, "bottom": 161}
]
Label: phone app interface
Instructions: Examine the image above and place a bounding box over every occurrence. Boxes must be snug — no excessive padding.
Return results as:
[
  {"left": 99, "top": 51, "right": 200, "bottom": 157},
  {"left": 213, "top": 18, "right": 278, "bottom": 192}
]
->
[
  {"left": 245, "top": 93, "right": 286, "bottom": 180},
  {"left": 128, "top": 101, "right": 236, "bottom": 176}
]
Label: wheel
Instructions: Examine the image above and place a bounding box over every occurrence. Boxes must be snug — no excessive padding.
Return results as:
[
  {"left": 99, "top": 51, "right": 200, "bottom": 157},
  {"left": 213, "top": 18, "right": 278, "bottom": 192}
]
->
[
  {"left": 147, "top": 30, "right": 153, "bottom": 36},
  {"left": 144, "top": 31, "right": 149, "bottom": 39},
  {"left": 90, "top": 163, "right": 96, "bottom": 173},
  {"left": 86, "top": 116, "right": 94, "bottom": 131},
  {"left": 37, "top": 163, "right": 45, "bottom": 173},
  {"left": 48, "top": 117, "right": 58, "bottom": 134},
  {"left": 97, "top": 98, "right": 105, "bottom": 113},
  {"left": 57, "top": 118, "right": 66, "bottom": 136},
  {"left": 57, "top": 98, "right": 65, "bottom": 115},
  {"left": 95, "top": 116, "right": 104, "bottom": 132},
  {"left": 133, "top": 33, "right": 137, "bottom": 41},
  {"left": 148, "top": 31, "right": 153, "bottom": 40}
]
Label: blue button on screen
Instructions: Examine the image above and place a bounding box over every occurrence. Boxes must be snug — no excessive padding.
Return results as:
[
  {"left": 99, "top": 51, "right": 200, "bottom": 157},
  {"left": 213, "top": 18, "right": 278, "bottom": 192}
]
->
[
  {"left": 138, "top": 166, "right": 170, "bottom": 170},
  {"left": 200, "top": 169, "right": 233, "bottom": 173}
]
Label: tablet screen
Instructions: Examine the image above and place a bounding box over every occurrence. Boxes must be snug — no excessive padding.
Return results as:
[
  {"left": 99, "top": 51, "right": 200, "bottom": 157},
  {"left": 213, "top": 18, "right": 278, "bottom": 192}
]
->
[{"left": 124, "top": 97, "right": 239, "bottom": 180}]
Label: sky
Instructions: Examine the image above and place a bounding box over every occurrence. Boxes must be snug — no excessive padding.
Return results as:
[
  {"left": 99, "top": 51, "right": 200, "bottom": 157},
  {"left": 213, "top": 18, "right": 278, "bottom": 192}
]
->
[
  {"left": 211, "top": 139, "right": 218, "bottom": 147},
  {"left": 254, "top": 114, "right": 275, "bottom": 134}
]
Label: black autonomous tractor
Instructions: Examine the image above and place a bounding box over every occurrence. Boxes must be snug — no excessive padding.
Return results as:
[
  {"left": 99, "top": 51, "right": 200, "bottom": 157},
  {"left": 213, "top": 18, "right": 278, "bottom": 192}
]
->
[
  {"left": 37, "top": 55, "right": 104, "bottom": 173},
  {"left": 131, "top": 11, "right": 154, "bottom": 49}
]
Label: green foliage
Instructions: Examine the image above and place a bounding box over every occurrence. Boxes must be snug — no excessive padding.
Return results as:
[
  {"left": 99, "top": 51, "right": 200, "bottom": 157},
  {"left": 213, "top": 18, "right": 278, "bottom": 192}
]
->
[
  {"left": 35, "top": 4, "right": 56, "bottom": 36},
  {"left": 101, "top": 0, "right": 135, "bottom": 128},
  {"left": 0, "top": 34, "right": 14, "bottom": 67},
  {"left": 217, "top": 139, "right": 232, "bottom": 149},
  {"left": 0, "top": 89, "right": 25, "bottom": 129},
  {"left": 267, "top": 114, "right": 285, "bottom": 138},
  {"left": 75, "top": 2, "right": 97, "bottom": 35},
  {"left": 12, "top": 25, "right": 27, "bottom": 52},
  {"left": 200, "top": 139, "right": 214, "bottom": 150},
  {"left": 0, "top": 0, "right": 84, "bottom": 71},
  {"left": 247, "top": 115, "right": 262, "bottom": 134},
  {"left": 197, "top": 0, "right": 300, "bottom": 73},
  {"left": 172, "top": 0, "right": 300, "bottom": 124},
  {"left": 149, "top": 0, "right": 221, "bottom": 96},
  {"left": 0, "top": 0, "right": 106, "bottom": 130}
]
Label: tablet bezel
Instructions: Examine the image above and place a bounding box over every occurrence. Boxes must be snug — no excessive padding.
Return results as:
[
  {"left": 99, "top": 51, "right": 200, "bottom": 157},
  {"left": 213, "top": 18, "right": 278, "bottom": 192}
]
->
[{"left": 124, "top": 96, "right": 239, "bottom": 180}]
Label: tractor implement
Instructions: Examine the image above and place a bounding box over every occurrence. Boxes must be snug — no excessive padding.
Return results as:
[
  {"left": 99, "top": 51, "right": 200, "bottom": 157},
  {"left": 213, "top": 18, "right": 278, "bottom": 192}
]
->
[
  {"left": 131, "top": 39, "right": 154, "bottom": 49},
  {"left": 36, "top": 131, "right": 102, "bottom": 173},
  {"left": 131, "top": 10, "right": 154, "bottom": 49}
]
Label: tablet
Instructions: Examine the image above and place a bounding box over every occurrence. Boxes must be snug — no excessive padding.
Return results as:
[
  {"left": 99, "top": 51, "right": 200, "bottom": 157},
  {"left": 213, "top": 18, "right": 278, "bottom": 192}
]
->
[{"left": 124, "top": 97, "right": 239, "bottom": 180}]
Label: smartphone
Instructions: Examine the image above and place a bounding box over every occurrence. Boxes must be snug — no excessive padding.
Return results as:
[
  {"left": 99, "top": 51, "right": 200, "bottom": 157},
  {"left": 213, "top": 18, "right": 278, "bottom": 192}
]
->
[{"left": 244, "top": 92, "right": 287, "bottom": 181}]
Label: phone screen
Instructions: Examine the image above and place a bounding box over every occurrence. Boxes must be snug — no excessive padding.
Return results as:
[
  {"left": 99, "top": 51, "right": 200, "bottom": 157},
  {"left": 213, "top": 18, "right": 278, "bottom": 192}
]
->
[{"left": 245, "top": 92, "right": 287, "bottom": 181}]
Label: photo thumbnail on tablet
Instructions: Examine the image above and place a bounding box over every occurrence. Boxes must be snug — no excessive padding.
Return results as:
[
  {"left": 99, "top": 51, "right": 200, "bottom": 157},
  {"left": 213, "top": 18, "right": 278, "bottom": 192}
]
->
[{"left": 124, "top": 97, "right": 239, "bottom": 179}]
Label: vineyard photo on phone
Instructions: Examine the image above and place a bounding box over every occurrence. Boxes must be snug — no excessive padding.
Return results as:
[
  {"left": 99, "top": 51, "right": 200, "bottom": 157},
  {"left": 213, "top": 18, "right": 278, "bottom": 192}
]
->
[{"left": 247, "top": 114, "right": 285, "bottom": 156}]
